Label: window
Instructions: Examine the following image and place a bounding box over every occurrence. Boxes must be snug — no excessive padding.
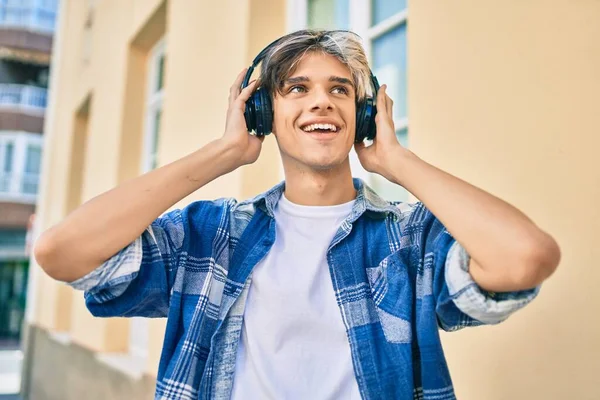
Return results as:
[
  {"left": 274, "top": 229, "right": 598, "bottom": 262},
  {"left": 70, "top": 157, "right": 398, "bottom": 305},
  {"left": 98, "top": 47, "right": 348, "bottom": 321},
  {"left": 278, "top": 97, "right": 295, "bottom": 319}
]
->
[
  {"left": 371, "top": 0, "right": 406, "bottom": 25},
  {"left": 142, "top": 38, "right": 166, "bottom": 173},
  {"left": 23, "top": 144, "right": 41, "bottom": 194},
  {"left": 129, "top": 37, "right": 167, "bottom": 363},
  {"left": 0, "top": 132, "right": 43, "bottom": 199},
  {"left": 307, "top": 0, "right": 349, "bottom": 30},
  {"left": 0, "top": 229, "right": 27, "bottom": 249},
  {"left": 368, "top": 1, "right": 408, "bottom": 201},
  {"left": 372, "top": 24, "right": 407, "bottom": 123},
  {"left": 2, "top": 141, "right": 14, "bottom": 171},
  {"left": 0, "top": 140, "right": 14, "bottom": 192},
  {"left": 298, "top": 0, "right": 409, "bottom": 201}
]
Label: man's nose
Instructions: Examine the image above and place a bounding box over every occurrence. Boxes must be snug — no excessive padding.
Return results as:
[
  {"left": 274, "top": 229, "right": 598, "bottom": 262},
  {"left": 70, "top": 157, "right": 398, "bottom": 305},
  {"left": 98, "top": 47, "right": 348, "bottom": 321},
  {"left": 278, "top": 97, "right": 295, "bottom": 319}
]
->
[{"left": 309, "top": 87, "right": 334, "bottom": 111}]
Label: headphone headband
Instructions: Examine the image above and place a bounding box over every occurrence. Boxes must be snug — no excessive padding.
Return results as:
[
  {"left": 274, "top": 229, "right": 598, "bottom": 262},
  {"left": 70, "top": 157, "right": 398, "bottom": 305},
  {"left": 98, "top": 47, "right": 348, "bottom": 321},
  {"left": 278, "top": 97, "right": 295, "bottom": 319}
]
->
[
  {"left": 242, "top": 30, "right": 380, "bottom": 142},
  {"left": 242, "top": 36, "right": 285, "bottom": 89}
]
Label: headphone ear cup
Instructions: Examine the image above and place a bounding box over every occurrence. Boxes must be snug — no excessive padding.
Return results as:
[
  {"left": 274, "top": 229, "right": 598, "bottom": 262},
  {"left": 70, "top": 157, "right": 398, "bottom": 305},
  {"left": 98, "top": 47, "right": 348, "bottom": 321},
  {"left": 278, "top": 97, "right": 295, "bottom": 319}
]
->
[
  {"left": 363, "top": 97, "right": 377, "bottom": 141},
  {"left": 258, "top": 89, "right": 273, "bottom": 136},
  {"left": 355, "top": 100, "right": 368, "bottom": 143},
  {"left": 250, "top": 87, "right": 272, "bottom": 136},
  {"left": 244, "top": 92, "right": 258, "bottom": 133}
]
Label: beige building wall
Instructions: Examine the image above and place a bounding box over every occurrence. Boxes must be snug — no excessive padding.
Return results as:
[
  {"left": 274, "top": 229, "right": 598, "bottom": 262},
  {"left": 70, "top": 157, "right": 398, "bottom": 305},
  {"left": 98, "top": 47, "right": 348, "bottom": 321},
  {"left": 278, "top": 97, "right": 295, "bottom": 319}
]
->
[
  {"left": 28, "top": 0, "right": 598, "bottom": 398},
  {"left": 30, "top": 0, "right": 287, "bottom": 377},
  {"left": 409, "top": 1, "right": 599, "bottom": 399}
]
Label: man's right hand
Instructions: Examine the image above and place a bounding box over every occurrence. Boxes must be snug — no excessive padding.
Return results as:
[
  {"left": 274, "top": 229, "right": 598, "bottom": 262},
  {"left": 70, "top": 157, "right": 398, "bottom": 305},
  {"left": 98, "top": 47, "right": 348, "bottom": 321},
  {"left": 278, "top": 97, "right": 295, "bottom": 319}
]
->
[
  {"left": 35, "top": 68, "right": 266, "bottom": 283},
  {"left": 221, "top": 68, "right": 265, "bottom": 168}
]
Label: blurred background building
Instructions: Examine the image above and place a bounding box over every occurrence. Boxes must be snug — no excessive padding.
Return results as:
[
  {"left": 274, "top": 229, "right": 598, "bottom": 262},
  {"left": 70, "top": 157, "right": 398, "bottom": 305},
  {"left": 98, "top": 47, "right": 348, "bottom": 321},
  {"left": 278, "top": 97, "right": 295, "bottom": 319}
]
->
[
  {"left": 11, "top": 0, "right": 600, "bottom": 399},
  {"left": 0, "top": 0, "right": 57, "bottom": 397}
]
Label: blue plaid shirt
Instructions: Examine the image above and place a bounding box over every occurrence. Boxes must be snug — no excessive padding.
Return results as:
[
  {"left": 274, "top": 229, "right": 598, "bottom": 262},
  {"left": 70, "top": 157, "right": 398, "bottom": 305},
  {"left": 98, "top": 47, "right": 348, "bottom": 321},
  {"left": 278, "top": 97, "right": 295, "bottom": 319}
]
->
[{"left": 69, "top": 178, "right": 540, "bottom": 400}]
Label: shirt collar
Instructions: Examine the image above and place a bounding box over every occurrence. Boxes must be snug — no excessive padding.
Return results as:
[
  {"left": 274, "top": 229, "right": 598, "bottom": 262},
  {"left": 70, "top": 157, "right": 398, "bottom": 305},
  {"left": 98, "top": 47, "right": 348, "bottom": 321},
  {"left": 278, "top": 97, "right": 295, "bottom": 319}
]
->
[{"left": 240, "top": 178, "right": 403, "bottom": 221}]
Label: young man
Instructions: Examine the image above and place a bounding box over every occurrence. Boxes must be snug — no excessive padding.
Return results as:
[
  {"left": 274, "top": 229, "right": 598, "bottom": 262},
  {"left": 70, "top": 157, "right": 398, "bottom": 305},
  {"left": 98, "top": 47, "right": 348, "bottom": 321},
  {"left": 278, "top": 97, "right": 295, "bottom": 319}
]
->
[{"left": 35, "top": 30, "right": 560, "bottom": 400}]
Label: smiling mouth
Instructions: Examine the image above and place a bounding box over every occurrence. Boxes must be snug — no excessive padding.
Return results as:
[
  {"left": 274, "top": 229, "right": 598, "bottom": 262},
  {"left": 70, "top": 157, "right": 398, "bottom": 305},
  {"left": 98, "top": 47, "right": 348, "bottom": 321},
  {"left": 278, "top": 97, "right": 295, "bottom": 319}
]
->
[{"left": 299, "top": 123, "right": 341, "bottom": 134}]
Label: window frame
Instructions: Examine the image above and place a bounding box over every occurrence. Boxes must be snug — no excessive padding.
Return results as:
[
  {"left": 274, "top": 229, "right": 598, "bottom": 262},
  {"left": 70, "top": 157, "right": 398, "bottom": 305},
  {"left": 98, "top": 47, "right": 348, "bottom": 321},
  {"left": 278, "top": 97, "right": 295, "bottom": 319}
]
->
[
  {"left": 141, "top": 37, "right": 166, "bottom": 174},
  {"left": 354, "top": 1, "right": 408, "bottom": 133}
]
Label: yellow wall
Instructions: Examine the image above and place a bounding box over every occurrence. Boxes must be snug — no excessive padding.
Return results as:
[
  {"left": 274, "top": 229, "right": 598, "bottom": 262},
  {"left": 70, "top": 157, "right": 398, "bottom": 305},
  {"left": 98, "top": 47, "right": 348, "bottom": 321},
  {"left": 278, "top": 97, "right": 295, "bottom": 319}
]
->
[
  {"left": 32, "top": 0, "right": 287, "bottom": 376},
  {"left": 410, "top": 1, "right": 599, "bottom": 398},
  {"left": 30, "top": 0, "right": 598, "bottom": 395}
]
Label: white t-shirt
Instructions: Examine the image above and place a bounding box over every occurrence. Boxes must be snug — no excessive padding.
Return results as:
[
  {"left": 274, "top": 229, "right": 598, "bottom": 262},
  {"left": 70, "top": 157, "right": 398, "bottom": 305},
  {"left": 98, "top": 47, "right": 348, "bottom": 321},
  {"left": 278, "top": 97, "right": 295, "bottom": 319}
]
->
[{"left": 230, "top": 193, "right": 362, "bottom": 400}]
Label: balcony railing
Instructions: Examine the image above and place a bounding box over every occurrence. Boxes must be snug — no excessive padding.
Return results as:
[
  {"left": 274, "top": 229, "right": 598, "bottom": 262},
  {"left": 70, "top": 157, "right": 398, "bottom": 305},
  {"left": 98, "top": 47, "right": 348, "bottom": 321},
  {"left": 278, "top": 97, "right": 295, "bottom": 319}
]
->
[
  {"left": 0, "top": 0, "right": 58, "bottom": 33},
  {"left": 0, "top": 84, "right": 47, "bottom": 109}
]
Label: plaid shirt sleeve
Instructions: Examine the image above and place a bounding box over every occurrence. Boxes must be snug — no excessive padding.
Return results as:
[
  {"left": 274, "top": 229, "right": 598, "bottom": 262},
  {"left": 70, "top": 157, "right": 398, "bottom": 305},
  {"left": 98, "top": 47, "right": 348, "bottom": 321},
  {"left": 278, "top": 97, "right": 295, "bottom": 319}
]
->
[
  {"left": 403, "top": 202, "right": 540, "bottom": 332},
  {"left": 67, "top": 208, "right": 185, "bottom": 318}
]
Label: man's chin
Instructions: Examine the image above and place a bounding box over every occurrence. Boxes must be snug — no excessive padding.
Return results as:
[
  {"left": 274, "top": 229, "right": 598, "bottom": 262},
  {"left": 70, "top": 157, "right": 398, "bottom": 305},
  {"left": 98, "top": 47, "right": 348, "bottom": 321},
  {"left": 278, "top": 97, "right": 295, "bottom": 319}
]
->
[
  {"left": 280, "top": 149, "right": 350, "bottom": 173},
  {"left": 302, "top": 156, "right": 348, "bottom": 172},
  {"left": 306, "top": 163, "right": 336, "bottom": 172}
]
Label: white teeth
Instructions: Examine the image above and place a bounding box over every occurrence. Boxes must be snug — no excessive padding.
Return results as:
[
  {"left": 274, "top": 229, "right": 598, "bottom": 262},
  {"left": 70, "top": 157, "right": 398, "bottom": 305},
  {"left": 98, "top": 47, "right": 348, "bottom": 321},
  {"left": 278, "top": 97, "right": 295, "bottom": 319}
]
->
[{"left": 301, "top": 123, "right": 338, "bottom": 132}]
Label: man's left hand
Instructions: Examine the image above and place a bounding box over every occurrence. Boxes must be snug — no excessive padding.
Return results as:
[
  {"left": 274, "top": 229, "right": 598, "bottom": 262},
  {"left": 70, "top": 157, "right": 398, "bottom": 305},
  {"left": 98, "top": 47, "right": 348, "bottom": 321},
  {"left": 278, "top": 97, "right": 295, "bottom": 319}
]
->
[{"left": 354, "top": 84, "right": 411, "bottom": 183}]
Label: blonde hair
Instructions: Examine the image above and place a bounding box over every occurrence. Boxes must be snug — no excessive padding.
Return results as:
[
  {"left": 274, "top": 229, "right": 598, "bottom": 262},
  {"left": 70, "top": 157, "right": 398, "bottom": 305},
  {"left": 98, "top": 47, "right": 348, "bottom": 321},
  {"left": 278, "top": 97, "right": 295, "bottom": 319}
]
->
[{"left": 258, "top": 30, "right": 373, "bottom": 102}]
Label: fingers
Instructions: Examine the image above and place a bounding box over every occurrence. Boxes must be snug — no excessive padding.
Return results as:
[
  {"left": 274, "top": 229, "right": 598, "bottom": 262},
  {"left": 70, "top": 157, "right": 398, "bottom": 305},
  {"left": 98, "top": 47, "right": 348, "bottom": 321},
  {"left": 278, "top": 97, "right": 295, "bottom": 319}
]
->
[
  {"left": 376, "top": 84, "right": 387, "bottom": 113},
  {"left": 376, "top": 85, "right": 394, "bottom": 121},
  {"left": 386, "top": 90, "right": 393, "bottom": 118},
  {"left": 235, "top": 79, "right": 258, "bottom": 108},
  {"left": 229, "top": 68, "right": 248, "bottom": 105}
]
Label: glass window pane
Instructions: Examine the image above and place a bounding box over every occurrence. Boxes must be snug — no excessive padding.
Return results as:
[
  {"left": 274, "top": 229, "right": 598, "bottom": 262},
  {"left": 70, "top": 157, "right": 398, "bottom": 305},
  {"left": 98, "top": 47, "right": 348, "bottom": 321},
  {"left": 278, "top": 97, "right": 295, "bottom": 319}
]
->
[
  {"left": 3, "top": 142, "right": 13, "bottom": 172},
  {"left": 23, "top": 145, "right": 41, "bottom": 194},
  {"left": 370, "top": 127, "right": 409, "bottom": 202},
  {"left": 371, "top": 0, "right": 407, "bottom": 26},
  {"left": 308, "top": 0, "right": 349, "bottom": 29},
  {"left": 151, "top": 108, "right": 162, "bottom": 170},
  {"left": 156, "top": 54, "right": 165, "bottom": 92},
  {"left": 25, "top": 146, "right": 41, "bottom": 174},
  {"left": 372, "top": 24, "right": 407, "bottom": 121},
  {"left": 0, "top": 229, "right": 27, "bottom": 248}
]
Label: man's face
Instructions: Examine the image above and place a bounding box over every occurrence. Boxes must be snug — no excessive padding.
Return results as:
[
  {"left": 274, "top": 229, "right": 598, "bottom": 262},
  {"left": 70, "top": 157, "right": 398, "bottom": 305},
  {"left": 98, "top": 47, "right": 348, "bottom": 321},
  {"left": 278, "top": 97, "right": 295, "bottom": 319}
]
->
[{"left": 271, "top": 52, "right": 356, "bottom": 172}]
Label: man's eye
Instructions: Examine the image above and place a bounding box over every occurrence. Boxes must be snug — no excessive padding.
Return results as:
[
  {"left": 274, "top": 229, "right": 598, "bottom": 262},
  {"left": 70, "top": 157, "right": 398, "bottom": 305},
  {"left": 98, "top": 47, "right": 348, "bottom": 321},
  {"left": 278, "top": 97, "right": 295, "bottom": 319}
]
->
[
  {"left": 332, "top": 86, "right": 349, "bottom": 95},
  {"left": 289, "top": 85, "right": 306, "bottom": 93}
]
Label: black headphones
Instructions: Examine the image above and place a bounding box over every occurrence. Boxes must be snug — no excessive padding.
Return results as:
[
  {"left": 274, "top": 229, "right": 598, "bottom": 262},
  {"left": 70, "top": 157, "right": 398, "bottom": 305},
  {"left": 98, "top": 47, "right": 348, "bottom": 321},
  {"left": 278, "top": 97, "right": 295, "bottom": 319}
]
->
[{"left": 241, "top": 34, "right": 380, "bottom": 143}]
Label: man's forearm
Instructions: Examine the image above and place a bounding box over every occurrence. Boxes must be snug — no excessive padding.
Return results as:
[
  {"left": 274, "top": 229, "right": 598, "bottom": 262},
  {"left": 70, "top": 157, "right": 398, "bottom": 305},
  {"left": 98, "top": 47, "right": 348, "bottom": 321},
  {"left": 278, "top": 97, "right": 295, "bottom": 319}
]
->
[
  {"left": 388, "top": 148, "right": 561, "bottom": 291},
  {"left": 35, "top": 138, "right": 240, "bottom": 282}
]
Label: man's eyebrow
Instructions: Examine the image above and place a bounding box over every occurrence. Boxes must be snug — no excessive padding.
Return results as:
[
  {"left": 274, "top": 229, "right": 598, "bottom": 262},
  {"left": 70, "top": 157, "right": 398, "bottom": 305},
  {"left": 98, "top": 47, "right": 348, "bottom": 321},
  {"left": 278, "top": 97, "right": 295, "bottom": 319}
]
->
[
  {"left": 283, "top": 76, "right": 309, "bottom": 85},
  {"left": 329, "top": 76, "right": 354, "bottom": 87},
  {"left": 282, "top": 75, "right": 354, "bottom": 87}
]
